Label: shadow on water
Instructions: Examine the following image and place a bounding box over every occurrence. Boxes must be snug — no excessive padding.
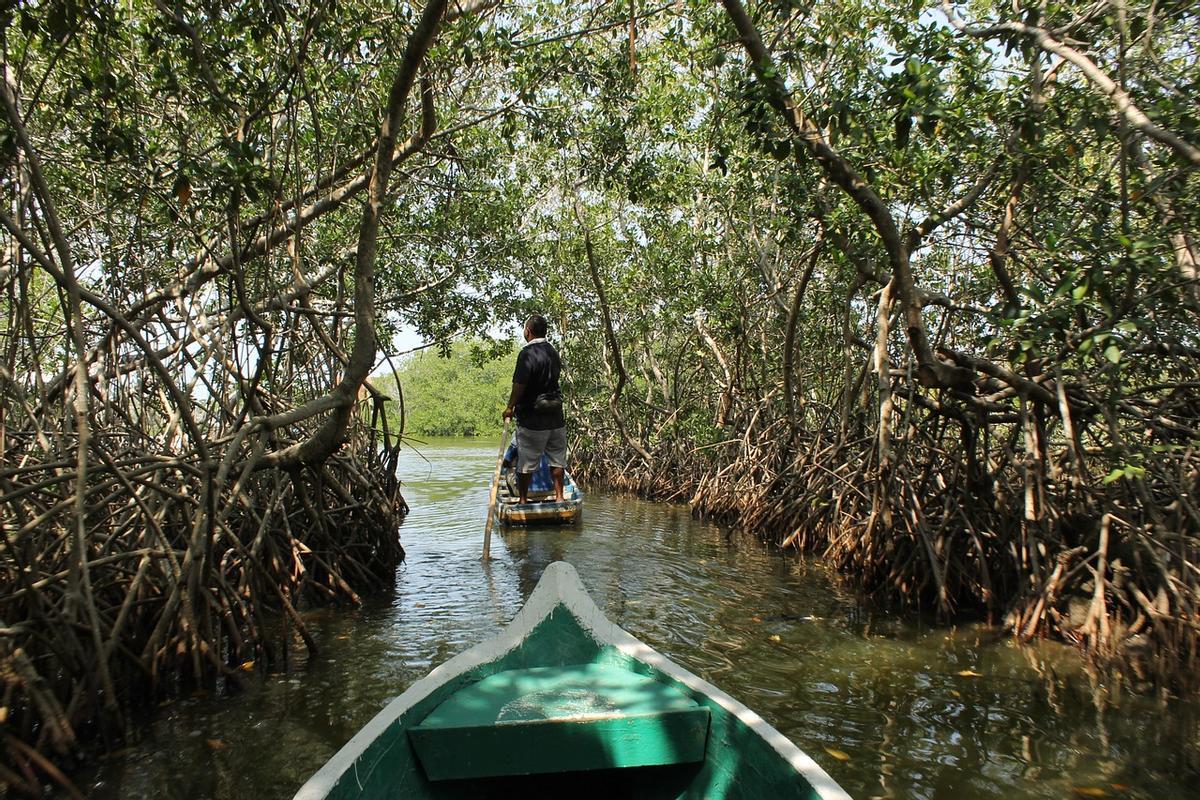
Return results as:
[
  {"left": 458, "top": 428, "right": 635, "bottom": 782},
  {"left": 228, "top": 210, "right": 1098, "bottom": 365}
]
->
[{"left": 77, "top": 438, "right": 1200, "bottom": 800}]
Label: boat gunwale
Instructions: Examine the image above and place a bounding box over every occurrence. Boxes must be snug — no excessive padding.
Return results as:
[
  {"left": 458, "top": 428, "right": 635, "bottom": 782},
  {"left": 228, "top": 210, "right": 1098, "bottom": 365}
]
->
[
  {"left": 496, "top": 501, "right": 582, "bottom": 526},
  {"left": 292, "top": 561, "right": 851, "bottom": 800},
  {"left": 495, "top": 476, "right": 583, "bottom": 525}
]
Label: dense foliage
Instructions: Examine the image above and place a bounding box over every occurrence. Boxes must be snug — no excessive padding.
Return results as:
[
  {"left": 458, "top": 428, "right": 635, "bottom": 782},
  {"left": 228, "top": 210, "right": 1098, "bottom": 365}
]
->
[
  {"left": 539, "top": 0, "right": 1200, "bottom": 697},
  {"left": 1, "top": 0, "right": 1197, "bottom": 793},
  {"left": 377, "top": 340, "right": 515, "bottom": 437}
]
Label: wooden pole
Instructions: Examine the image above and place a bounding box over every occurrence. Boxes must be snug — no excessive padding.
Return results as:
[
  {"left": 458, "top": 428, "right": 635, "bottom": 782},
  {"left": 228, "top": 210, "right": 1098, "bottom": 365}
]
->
[{"left": 482, "top": 418, "right": 510, "bottom": 561}]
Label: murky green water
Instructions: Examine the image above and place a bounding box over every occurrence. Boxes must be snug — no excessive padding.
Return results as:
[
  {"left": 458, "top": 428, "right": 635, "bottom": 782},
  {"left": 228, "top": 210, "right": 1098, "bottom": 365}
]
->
[{"left": 82, "top": 439, "right": 1199, "bottom": 799}]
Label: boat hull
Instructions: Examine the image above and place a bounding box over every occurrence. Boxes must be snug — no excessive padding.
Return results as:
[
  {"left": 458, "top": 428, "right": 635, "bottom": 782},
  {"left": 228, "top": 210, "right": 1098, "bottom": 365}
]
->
[
  {"left": 494, "top": 469, "right": 583, "bottom": 526},
  {"left": 496, "top": 497, "right": 582, "bottom": 525},
  {"left": 294, "top": 563, "right": 851, "bottom": 800}
]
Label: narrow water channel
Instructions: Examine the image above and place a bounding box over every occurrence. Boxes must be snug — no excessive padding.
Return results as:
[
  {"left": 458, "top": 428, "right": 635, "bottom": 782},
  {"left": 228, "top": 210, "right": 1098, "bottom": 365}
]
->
[{"left": 83, "top": 439, "right": 1199, "bottom": 799}]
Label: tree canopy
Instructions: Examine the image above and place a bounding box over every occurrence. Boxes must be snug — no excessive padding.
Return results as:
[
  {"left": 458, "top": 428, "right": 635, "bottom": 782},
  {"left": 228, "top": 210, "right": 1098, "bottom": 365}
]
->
[
  {"left": 378, "top": 340, "right": 514, "bottom": 438},
  {"left": 1, "top": 0, "right": 1198, "bottom": 792}
]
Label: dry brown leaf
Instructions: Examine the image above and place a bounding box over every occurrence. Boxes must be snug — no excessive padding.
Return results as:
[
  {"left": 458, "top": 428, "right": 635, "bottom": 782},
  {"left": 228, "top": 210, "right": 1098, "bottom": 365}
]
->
[
  {"left": 174, "top": 175, "right": 192, "bottom": 207},
  {"left": 823, "top": 747, "right": 851, "bottom": 762}
]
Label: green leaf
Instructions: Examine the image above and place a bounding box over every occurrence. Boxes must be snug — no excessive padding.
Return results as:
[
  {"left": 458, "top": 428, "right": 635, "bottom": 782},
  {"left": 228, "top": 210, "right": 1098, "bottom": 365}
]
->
[
  {"left": 19, "top": 8, "right": 39, "bottom": 35},
  {"left": 895, "top": 114, "right": 911, "bottom": 148},
  {"left": 45, "top": 1, "right": 73, "bottom": 41},
  {"left": 1103, "top": 344, "right": 1121, "bottom": 364}
]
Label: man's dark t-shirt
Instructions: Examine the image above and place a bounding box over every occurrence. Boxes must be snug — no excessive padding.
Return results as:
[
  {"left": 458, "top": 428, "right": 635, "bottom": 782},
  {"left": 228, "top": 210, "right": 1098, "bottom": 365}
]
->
[{"left": 513, "top": 340, "right": 566, "bottom": 430}]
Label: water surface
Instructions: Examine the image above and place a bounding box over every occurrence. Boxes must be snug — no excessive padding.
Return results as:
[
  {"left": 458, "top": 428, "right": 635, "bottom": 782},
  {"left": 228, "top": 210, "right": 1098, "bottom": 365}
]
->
[{"left": 84, "top": 438, "right": 1200, "bottom": 799}]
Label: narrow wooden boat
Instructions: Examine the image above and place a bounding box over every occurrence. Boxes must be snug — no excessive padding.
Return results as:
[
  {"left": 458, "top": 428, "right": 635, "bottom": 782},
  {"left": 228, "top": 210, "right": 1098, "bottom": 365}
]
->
[
  {"left": 293, "top": 562, "right": 851, "bottom": 800},
  {"left": 494, "top": 467, "right": 583, "bottom": 525}
]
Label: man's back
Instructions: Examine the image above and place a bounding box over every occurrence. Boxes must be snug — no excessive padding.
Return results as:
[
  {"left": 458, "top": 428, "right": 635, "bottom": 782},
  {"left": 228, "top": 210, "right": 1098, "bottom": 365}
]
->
[{"left": 513, "top": 340, "right": 565, "bottom": 431}]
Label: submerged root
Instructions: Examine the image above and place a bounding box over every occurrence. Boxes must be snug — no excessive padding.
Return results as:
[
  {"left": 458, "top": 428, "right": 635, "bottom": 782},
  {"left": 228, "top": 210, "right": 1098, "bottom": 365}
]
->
[
  {"left": 573, "top": 392, "right": 1200, "bottom": 696},
  {"left": 0, "top": 417, "right": 406, "bottom": 794}
]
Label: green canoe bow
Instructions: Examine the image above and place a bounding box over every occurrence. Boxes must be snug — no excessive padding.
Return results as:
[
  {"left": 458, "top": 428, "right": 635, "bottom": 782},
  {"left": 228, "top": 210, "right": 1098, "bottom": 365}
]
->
[{"left": 293, "top": 562, "right": 851, "bottom": 800}]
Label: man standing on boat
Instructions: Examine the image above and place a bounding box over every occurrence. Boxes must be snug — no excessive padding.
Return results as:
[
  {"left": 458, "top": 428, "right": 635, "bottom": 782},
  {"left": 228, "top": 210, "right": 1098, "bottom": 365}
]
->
[{"left": 503, "top": 315, "right": 567, "bottom": 504}]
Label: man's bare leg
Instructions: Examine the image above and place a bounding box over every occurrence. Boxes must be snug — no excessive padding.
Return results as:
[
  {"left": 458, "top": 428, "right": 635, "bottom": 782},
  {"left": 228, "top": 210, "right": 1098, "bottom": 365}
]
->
[
  {"left": 517, "top": 471, "right": 532, "bottom": 504},
  {"left": 551, "top": 467, "right": 564, "bottom": 502}
]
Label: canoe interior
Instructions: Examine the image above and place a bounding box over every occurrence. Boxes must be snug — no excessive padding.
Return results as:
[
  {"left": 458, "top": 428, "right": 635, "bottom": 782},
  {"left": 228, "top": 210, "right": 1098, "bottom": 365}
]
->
[
  {"left": 313, "top": 607, "right": 836, "bottom": 800},
  {"left": 408, "top": 662, "right": 710, "bottom": 779}
]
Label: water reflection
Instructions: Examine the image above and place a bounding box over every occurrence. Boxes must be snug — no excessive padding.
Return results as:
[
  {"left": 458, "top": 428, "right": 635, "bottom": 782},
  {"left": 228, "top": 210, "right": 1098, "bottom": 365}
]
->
[{"left": 80, "top": 439, "right": 1200, "bottom": 800}]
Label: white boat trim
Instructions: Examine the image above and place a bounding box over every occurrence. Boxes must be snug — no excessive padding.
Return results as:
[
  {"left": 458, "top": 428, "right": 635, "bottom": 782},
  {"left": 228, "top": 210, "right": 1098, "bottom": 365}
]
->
[{"left": 294, "top": 561, "right": 852, "bottom": 800}]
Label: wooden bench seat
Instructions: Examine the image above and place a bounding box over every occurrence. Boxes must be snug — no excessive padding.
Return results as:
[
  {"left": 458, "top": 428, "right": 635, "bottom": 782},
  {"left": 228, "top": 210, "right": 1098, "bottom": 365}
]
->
[{"left": 408, "top": 663, "right": 710, "bottom": 780}]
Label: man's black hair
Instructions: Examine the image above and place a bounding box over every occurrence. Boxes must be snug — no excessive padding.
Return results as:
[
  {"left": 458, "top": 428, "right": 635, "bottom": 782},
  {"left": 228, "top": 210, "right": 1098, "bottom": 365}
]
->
[{"left": 525, "top": 314, "right": 548, "bottom": 338}]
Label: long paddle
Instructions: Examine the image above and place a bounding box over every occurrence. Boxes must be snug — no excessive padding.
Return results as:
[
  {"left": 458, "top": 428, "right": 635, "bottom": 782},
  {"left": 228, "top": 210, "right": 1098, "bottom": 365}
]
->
[{"left": 481, "top": 418, "right": 510, "bottom": 561}]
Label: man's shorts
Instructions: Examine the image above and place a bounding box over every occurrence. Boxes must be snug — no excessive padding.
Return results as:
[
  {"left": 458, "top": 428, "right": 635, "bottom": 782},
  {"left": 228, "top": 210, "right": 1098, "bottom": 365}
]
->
[{"left": 515, "top": 426, "right": 567, "bottom": 473}]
